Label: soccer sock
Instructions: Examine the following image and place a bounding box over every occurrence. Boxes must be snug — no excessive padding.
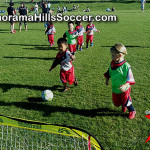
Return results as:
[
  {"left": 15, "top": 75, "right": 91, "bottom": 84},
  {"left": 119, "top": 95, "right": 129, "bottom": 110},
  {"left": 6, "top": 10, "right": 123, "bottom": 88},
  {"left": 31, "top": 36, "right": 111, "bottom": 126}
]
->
[{"left": 127, "top": 104, "right": 135, "bottom": 112}]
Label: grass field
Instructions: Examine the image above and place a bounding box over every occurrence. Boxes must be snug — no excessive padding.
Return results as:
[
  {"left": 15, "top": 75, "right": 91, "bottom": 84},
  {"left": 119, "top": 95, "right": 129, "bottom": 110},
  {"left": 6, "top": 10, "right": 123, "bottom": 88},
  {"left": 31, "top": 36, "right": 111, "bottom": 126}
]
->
[{"left": 0, "top": 1, "right": 150, "bottom": 149}]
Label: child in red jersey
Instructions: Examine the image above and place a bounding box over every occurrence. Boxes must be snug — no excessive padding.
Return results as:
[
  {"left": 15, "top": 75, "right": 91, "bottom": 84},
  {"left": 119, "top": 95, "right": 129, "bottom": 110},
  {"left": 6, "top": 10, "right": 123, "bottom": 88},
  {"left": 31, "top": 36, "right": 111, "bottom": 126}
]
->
[
  {"left": 63, "top": 21, "right": 78, "bottom": 55},
  {"left": 49, "top": 38, "right": 78, "bottom": 92},
  {"left": 75, "top": 21, "right": 85, "bottom": 51},
  {"left": 86, "top": 20, "right": 100, "bottom": 49},
  {"left": 45, "top": 21, "right": 56, "bottom": 47}
]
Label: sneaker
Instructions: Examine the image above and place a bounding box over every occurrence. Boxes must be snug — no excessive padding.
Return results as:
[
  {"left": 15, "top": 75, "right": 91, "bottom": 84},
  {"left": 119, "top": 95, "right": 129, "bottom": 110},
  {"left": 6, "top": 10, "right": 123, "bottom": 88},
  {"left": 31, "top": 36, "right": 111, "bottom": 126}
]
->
[
  {"left": 128, "top": 111, "right": 136, "bottom": 119},
  {"left": 86, "top": 44, "right": 88, "bottom": 49},
  {"left": 74, "top": 77, "right": 78, "bottom": 86},
  {"left": 50, "top": 44, "right": 53, "bottom": 47},
  {"left": 63, "top": 86, "right": 70, "bottom": 92},
  {"left": 80, "top": 48, "right": 82, "bottom": 51},
  {"left": 122, "top": 106, "right": 127, "bottom": 113},
  {"left": 90, "top": 42, "right": 93, "bottom": 47},
  {"left": 76, "top": 45, "right": 79, "bottom": 50}
]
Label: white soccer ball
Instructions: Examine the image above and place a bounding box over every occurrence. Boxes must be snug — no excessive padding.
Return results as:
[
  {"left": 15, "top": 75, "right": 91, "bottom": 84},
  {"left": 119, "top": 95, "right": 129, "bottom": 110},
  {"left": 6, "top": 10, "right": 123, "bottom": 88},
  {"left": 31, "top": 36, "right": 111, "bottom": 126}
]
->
[{"left": 42, "top": 90, "right": 53, "bottom": 101}]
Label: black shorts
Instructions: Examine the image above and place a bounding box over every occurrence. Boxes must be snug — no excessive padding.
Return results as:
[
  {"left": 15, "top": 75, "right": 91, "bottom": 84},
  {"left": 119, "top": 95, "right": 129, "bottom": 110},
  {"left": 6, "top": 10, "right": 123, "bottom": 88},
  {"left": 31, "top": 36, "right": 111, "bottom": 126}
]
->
[
  {"left": 9, "top": 17, "right": 14, "bottom": 25},
  {"left": 19, "top": 20, "right": 27, "bottom": 26}
]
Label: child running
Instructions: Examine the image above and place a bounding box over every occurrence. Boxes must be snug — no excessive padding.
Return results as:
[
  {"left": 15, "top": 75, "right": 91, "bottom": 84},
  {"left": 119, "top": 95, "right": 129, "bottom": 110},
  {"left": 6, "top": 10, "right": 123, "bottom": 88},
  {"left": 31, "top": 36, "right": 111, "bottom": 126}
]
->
[
  {"left": 75, "top": 21, "right": 85, "bottom": 51},
  {"left": 49, "top": 38, "right": 78, "bottom": 92},
  {"left": 63, "top": 21, "right": 78, "bottom": 55},
  {"left": 104, "top": 43, "right": 136, "bottom": 119},
  {"left": 86, "top": 20, "right": 100, "bottom": 49},
  {"left": 45, "top": 21, "right": 56, "bottom": 47}
]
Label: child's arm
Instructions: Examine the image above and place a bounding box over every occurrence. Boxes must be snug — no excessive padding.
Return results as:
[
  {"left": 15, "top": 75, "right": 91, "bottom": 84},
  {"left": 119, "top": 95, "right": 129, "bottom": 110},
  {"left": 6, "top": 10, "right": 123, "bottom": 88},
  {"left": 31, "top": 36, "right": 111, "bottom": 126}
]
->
[
  {"left": 119, "top": 68, "right": 135, "bottom": 92},
  {"left": 104, "top": 69, "right": 110, "bottom": 86},
  {"left": 93, "top": 25, "right": 100, "bottom": 33},
  {"left": 49, "top": 57, "right": 60, "bottom": 72},
  {"left": 45, "top": 27, "right": 49, "bottom": 35},
  {"left": 63, "top": 32, "right": 67, "bottom": 39}
]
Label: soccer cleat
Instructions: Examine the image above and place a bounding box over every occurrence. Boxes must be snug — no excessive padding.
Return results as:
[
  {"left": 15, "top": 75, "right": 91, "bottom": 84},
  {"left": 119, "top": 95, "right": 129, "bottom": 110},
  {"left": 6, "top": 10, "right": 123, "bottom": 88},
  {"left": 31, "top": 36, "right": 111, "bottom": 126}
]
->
[
  {"left": 90, "top": 42, "right": 93, "bottom": 47},
  {"left": 74, "top": 77, "right": 78, "bottom": 86},
  {"left": 122, "top": 106, "right": 127, "bottom": 113},
  {"left": 80, "top": 48, "right": 82, "bottom": 51},
  {"left": 63, "top": 86, "right": 70, "bottom": 92},
  {"left": 86, "top": 44, "right": 88, "bottom": 49},
  {"left": 128, "top": 111, "right": 136, "bottom": 119}
]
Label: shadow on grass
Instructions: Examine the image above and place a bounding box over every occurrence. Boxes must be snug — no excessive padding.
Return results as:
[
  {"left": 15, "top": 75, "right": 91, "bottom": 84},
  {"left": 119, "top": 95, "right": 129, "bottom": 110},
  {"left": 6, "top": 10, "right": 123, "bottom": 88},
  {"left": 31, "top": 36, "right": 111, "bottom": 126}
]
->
[
  {"left": 7, "top": 44, "right": 49, "bottom": 47},
  {"left": 6, "top": 44, "right": 58, "bottom": 51},
  {"left": 0, "top": 100, "right": 128, "bottom": 118},
  {"left": 23, "top": 46, "right": 58, "bottom": 51},
  {"left": 101, "top": 45, "right": 150, "bottom": 48},
  {"left": 0, "top": 83, "right": 62, "bottom": 92},
  {"left": 3, "top": 56, "right": 55, "bottom": 61}
]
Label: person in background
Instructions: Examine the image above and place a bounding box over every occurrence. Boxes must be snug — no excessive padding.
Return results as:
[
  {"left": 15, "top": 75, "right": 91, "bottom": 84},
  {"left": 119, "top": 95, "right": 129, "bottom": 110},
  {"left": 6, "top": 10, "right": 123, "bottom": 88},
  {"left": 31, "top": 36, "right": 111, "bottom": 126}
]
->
[
  {"left": 19, "top": 2, "right": 28, "bottom": 32},
  {"left": 141, "top": 0, "right": 146, "bottom": 12},
  {"left": 7, "top": 2, "right": 16, "bottom": 33},
  {"left": 34, "top": 2, "right": 38, "bottom": 15}
]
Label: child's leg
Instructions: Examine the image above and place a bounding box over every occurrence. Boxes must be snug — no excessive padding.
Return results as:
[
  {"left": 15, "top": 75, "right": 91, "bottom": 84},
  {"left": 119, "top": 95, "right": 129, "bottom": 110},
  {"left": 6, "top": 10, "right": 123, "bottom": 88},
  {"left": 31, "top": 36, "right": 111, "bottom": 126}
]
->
[
  {"left": 19, "top": 21, "right": 22, "bottom": 32},
  {"left": 24, "top": 21, "right": 27, "bottom": 31},
  {"left": 90, "top": 35, "right": 94, "bottom": 47},
  {"left": 80, "top": 45, "right": 82, "bottom": 51},
  {"left": 86, "top": 35, "right": 89, "bottom": 49}
]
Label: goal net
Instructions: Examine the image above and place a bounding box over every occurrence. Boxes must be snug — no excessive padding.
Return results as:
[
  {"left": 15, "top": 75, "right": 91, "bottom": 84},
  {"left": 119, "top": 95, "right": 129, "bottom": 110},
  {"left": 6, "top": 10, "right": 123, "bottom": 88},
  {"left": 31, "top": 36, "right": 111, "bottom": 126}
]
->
[{"left": 0, "top": 115, "right": 103, "bottom": 150}]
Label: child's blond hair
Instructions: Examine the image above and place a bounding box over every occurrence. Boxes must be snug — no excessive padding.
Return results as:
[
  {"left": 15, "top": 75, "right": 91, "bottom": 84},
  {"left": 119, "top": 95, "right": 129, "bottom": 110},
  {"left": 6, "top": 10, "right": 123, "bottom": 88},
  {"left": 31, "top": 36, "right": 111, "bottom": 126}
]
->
[{"left": 110, "top": 43, "right": 127, "bottom": 55}]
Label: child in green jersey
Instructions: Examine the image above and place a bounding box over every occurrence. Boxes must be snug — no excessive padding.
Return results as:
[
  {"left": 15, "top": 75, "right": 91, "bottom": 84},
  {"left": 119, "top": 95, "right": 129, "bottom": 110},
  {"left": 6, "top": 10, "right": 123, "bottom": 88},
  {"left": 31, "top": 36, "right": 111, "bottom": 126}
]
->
[
  {"left": 104, "top": 43, "right": 136, "bottom": 119},
  {"left": 63, "top": 21, "right": 78, "bottom": 55}
]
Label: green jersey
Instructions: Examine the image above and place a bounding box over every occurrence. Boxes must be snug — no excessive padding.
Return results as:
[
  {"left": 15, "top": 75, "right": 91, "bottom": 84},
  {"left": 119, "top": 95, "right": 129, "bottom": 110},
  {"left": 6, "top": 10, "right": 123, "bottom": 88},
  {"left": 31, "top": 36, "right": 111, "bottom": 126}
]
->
[
  {"left": 65, "top": 30, "right": 78, "bottom": 45},
  {"left": 109, "top": 61, "right": 131, "bottom": 94}
]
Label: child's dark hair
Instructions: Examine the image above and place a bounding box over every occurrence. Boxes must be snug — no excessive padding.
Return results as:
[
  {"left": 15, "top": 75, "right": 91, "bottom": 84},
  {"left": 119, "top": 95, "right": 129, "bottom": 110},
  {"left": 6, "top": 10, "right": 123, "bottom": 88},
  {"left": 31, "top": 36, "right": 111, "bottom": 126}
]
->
[
  {"left": 68, "top": 21, "right": 74, "bottom": 25},
  {"left": 75, "top": 21, "right": 81, "bottom": 26},
  {"left": 47, "top": 21, "right": 53, "bottom": 26},
  {"left": 57, "top": 38, "right": 67, "bottom": 45},
  {"left": 9, "top": 2, "right": 14, "bottom": 6}
]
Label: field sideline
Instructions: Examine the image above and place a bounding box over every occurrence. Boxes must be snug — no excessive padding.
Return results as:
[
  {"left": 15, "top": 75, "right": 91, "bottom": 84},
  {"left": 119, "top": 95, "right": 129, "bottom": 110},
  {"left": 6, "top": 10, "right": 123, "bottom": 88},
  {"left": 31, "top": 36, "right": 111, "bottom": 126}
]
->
[{"left": 0, "top": 1, "right": 150, "bottom": 149}]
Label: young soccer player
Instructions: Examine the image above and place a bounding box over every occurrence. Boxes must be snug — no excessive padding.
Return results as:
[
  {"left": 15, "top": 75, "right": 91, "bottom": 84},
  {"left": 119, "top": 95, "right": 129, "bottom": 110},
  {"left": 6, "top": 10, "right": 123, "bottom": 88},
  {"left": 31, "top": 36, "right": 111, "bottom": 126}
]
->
[
  {"left": 75, "top": 21, "right": 85, "bottom": 51},
  {"left": 104, "top": 43, "right": 136, "bottom": 119},
  {"left": 49, "top": 38, "right": 78, "bottom": 92},
  {"left": 45, "top": 21, "right": 56, "bottom": 47},
  {"left": 86, "top": 20, "right": 100, "bottom": 49},
  {"left": 63, "top": 21, "right": 78, "bottom": 55}
]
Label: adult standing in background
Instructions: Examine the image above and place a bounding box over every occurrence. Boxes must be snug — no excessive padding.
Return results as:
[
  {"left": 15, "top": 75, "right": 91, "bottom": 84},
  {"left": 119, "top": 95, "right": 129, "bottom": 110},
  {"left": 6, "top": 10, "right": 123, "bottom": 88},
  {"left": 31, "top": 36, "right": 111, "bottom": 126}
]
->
[
  {"left": 34, "top": 2, "right": 38, "bottom": 15},
  {"left": 19, "top": 3, "right": 28, "bottom": 32},
  {"left": 7, "top": 2, "right": 15, "bottom": 33},
  {"left": 141, "top": 0, "right": 146, "bottom": 12},
  {"left": 47, "top": 1, "right": 51, "bottom": 9},
  {"left": 42, "top": 2, "right": 50, "bottom": 30}
]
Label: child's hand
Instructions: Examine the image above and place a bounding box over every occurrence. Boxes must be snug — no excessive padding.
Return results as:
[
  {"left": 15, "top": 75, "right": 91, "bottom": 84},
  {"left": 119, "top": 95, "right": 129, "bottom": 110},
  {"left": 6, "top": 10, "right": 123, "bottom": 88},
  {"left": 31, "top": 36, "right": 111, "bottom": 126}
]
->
[
  {"left": 71, "top": 55, "right": 75, "bottom": 61},
  {"left": 119, "top": 83, "right": 130, "bottom": 92},
  {"left": 97, "top": 30, "right": 100, "bottom": 33},
  {"left": 105, "top": 79, "right": 109, "bottom": 86}
]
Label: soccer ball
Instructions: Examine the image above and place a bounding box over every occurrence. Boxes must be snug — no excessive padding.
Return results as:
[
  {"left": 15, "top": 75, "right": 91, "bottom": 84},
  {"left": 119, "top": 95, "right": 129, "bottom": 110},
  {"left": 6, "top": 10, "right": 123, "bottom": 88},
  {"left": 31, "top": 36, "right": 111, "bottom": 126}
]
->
[{"left": 42, "top": 90, "right": 53, "bottom": 101}]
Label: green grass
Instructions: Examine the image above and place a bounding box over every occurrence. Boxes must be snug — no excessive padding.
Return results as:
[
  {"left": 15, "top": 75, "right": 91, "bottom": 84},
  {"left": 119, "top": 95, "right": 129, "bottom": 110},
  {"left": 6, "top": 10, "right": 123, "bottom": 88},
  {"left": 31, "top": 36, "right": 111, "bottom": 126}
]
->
[{"left": 0, "top": 1, "right": 150, "bottom": 150}]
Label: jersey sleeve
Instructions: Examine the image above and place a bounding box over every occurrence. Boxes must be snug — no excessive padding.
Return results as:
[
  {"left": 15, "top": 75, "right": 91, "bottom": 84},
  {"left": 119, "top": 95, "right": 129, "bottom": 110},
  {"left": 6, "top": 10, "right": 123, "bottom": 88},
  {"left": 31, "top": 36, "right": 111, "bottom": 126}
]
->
[
  {"left": 126, "top": 68, "right": 135, "bottom": 85},
  {"left": 93, "top": 25, "right": 98, "bottom": 32},
  {"left": 63, "top": 32, "right": 67, "bottom": 39},
  {"left": 104, "top": 69, "right": 110, "bottom": 80},
  {"left": 53, "top": 27, "right": 56, "bottom": 33},
  {"left": 50, "top": 54, "right": 60, "bottom": 70}
]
